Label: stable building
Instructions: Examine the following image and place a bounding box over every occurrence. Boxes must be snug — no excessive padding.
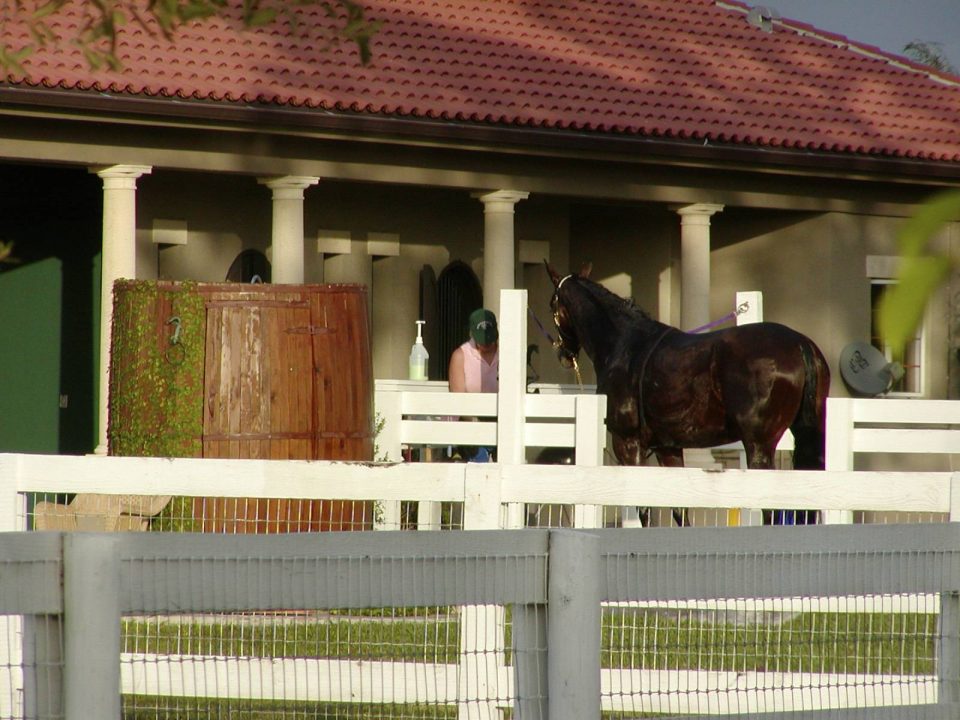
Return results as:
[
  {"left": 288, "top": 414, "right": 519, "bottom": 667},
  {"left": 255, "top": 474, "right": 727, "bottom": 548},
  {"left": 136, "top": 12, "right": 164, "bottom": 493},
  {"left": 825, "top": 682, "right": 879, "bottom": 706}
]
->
[{"left": 1, "top": 0, "right": 959, "bottom": 456}]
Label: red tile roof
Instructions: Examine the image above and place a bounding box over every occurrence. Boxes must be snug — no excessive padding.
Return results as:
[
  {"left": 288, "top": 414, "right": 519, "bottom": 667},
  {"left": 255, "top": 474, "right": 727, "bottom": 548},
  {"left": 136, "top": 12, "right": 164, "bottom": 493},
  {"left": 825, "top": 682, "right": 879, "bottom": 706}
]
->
[{"left": 4, "top": 0, "right": 960, "bottom": 164}]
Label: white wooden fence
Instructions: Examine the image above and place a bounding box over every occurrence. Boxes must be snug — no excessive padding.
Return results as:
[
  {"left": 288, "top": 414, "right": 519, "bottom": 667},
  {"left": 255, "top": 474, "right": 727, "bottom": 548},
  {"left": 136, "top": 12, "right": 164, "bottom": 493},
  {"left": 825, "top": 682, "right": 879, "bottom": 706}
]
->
[
  {"left": 2, "top": 414, "right": 960, "bottom": 718},
  {"left": 2, "top": 290, "right": 960, "bottom": 717}
]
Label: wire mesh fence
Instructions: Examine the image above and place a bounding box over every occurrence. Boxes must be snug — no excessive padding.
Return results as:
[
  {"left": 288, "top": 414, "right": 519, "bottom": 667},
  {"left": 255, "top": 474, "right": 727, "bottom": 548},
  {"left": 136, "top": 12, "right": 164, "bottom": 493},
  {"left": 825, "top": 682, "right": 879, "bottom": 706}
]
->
[
  {"left": 2, "top": 526, "right": 960, "bottom": 719},
  {"left": 112, "top": 533, "right": 549, "bottom": 720},
  {"left": 20, "top": 492, "right": 954, "bottom": 536},
  {"left": 120, "top": 606, "right": 473, "bottom": 719},
  {"left": 599, "top": 593, "right": 941, "bottom": 715}
]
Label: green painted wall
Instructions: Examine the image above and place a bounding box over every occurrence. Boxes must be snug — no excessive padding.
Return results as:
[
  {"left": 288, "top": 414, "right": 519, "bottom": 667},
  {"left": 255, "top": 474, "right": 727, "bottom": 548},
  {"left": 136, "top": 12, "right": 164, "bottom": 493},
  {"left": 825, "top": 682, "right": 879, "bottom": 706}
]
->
[
  {"left": 0, "top": 164, "right": 102, "bottom": 454},
  {"left": 0, "top": 258, "right": 62, "bottom": 453}
]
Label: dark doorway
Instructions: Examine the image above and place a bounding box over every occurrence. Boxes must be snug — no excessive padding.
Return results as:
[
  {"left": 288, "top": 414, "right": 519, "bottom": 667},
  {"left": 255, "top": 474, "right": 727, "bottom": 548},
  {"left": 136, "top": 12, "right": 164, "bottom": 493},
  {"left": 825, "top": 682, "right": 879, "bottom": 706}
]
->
[
  {"left": 436, "top": 261, "right": 483, "bottom": 381},
  {"left": 225, "top": 249, "right": 271, "bottom": 283}
]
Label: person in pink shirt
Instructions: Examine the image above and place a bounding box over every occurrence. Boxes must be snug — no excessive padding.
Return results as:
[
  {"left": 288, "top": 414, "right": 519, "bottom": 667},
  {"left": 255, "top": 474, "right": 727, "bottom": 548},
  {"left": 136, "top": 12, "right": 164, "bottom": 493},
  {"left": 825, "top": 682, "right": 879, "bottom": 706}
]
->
[
  {"left": 448, "top": 308, "right": 499, "bottom": 393},
  {"left": 448, "top": 308, "right": 499, "bottom": 461}
]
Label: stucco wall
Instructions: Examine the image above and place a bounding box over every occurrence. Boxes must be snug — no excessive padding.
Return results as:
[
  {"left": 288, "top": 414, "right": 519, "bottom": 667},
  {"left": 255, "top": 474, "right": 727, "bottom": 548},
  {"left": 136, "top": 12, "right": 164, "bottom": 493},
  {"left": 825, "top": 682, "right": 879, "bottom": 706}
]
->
[
  {"left": 712, "top": 210, "right": 959, "bottom": 402},
  {"left": 133, "top": 172, "right": 578, "bottom": 383},
  {"left": 130, "top": 168, "right": 960, "bottom": 410}
]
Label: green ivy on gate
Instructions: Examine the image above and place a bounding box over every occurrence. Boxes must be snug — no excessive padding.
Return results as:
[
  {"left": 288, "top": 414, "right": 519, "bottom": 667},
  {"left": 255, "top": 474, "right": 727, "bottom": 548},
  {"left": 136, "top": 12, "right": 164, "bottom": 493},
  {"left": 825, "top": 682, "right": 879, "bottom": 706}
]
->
[{"left": 108, "top": 280, "right": 205, "bottom": 458}]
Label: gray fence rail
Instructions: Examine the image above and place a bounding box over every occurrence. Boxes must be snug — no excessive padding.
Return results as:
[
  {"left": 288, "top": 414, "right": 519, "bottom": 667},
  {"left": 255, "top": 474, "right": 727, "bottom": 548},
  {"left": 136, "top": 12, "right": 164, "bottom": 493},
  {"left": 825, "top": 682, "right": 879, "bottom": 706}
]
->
[{"left": 3, "top": 526, "right": 960, "bottom": 719}]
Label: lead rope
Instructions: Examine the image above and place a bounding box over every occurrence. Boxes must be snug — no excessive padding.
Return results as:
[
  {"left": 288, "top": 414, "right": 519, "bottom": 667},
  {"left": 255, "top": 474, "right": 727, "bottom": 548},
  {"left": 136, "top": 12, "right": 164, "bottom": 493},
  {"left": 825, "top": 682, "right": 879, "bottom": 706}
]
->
[
  {"left": 571, "top": 356, "right": 583, "bottom": 387},
  {"left": 687, "top": 300, "right": 751, "bottom": 333}
]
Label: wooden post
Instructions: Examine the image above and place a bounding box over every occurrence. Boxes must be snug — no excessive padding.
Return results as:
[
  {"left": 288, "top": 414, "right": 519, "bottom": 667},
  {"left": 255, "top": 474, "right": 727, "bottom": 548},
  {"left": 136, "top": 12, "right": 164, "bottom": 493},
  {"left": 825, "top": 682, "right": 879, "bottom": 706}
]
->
[
  {"left": 823, "top": 397, "right": 855, "bottom": 524},
  {"left": 548, "top": 530, "right": 601, "bottom": 720},
  {"left": 939, "top": 591, "right": 960, "bottom": 708},
  {"left": 574, "top": 395, "right": 606, "bottom": 528},
  {"left": 497, "top": 289, "right": 527, "bottom": 466},
  {"left": 21, "top": 615, "right": 62, "bottom": 720},
  {"left": 460, "top": 464, "right": 506, "bottom": 719},
  {"left": 372, "top": 388, "right": 403, "bottom": 529},
  {"left": 950, "top": 473, "right": 960, "bottom": 522},
  {"left": 0, "top": 455, "right": 25, "bottom": 718},
  {"left": 63, "top": 534, "right": 121, "bottom": 720},
  {"left": 512, "top": 603, "right": 547, "bottom": 720},
  {"left": 499, "top": 289, "right": 528, "bottom": 529}
]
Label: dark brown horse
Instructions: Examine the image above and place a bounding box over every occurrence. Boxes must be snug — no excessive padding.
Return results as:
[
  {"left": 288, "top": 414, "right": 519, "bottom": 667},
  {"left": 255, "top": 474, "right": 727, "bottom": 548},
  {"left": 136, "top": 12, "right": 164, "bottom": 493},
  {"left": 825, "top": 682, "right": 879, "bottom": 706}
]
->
[{"left": 547, "top": 263, "right": 830, "bottom": 490}]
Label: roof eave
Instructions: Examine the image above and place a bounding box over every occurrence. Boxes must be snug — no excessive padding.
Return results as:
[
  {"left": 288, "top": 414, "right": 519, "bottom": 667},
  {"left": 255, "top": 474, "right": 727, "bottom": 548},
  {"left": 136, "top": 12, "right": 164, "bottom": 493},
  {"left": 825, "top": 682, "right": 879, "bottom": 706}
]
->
[{"left": 3, "top": 85, "right": 960, "bottom": 185}]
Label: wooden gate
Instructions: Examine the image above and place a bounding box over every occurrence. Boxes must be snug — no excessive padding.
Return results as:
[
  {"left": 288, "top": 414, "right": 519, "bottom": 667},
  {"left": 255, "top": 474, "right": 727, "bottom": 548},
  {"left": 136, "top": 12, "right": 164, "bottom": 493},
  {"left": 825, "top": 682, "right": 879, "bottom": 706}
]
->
[
  {"left": 198, "top": 284, "right": 373, "bottom": 533},
  {"left": 108, "top": 281, "right": 374, "bottom": 533}
]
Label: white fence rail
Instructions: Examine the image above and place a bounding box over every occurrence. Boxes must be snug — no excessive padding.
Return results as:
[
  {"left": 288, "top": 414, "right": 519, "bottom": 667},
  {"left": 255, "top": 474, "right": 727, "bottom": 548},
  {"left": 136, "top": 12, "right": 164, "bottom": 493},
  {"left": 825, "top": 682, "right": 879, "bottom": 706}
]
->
[{"left": 5, "top": 454, "right": 960, "bottom": 533}]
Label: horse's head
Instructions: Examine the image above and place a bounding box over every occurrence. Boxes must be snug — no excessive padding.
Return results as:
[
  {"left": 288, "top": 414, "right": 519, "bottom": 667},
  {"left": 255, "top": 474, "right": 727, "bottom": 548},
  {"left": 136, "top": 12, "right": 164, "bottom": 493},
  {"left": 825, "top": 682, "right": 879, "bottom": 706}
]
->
[{"left": 545, "top": 261, "right": 592, "bottom": 368}]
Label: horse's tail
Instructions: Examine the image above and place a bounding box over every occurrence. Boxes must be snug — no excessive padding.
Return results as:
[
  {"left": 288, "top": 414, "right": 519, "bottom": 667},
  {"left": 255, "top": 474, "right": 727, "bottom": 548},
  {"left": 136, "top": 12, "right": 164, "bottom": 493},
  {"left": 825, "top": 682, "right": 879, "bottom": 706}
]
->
[{"left": 791, "top": 339, "right": 831, "bottom": 470}]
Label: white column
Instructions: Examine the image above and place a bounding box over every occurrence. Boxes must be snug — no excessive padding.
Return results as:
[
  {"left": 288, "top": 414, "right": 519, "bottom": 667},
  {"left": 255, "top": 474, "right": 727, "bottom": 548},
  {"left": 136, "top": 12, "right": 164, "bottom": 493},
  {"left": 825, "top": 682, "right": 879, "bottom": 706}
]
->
[
  {"left": 474, "top": 190, "right": 529, "bottom": 317},
  {"left": 675, "top": 203, "right": 723, "bottom": 331},
  {"left": 259, "top": 175, "right": 320, "bottom": 284},
  {"left": 90, "top": 164, "right": 152, "bottom": 455}
]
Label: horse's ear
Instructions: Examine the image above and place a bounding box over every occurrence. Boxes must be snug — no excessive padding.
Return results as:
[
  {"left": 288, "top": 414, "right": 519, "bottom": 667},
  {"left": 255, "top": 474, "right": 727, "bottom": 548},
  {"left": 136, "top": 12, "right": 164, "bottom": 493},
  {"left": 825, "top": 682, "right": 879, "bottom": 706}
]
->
[
  {"left": 578, "top": 262, "right": 593, "bottom": 279},
  {"left": 544, "top": 260, "right": 562, "bottom": 288}
]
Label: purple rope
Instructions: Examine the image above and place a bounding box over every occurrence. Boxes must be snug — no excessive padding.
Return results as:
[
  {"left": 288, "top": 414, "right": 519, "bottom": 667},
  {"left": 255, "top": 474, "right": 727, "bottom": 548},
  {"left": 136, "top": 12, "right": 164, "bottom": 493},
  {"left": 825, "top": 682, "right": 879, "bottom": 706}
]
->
[
  {"left": 687, "top": 311, "right": 737, "bottom": 334},
  {"left": 528, "top": 306, "right": 556, "bottom": 345},
  {"left": 687, "top": 301, "right": 751, "bottom": 334}
]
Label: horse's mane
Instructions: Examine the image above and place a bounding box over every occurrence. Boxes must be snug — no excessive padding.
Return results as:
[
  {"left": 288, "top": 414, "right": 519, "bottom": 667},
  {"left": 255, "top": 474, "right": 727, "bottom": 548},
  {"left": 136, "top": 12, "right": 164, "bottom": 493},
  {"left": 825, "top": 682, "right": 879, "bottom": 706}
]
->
[{"left": 576, "top": 275, "right": 653, "bottom": 323}]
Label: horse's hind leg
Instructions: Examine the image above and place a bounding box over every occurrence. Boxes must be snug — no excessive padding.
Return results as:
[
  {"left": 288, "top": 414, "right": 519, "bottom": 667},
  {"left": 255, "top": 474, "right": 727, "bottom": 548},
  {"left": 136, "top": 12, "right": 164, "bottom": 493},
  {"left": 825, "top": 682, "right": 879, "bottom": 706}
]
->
[{"left": 791, "top": 426, "right": 825, "bottom": 470}]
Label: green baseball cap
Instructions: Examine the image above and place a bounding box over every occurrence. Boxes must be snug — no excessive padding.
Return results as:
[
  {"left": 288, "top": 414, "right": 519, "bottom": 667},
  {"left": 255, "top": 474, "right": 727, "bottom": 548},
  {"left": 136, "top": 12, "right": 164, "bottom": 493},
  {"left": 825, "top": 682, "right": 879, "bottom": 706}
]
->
[{"left": 468, "top": 308, "right": 498, "bottom": 345}]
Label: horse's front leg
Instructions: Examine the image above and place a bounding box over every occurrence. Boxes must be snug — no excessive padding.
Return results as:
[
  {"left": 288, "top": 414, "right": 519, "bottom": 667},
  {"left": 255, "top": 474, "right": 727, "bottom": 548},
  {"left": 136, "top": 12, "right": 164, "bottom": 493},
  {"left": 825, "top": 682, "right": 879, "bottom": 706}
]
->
[
  {"left": 653, "top": 448, "right": 683, "bottom": 467},
  {"left": 743, "top": 440, "right": 776, "bottom": 470},
  {"left": 611, "top": 433, "right": 644, "bottom": 466},
  {"left": 653, "top": 448, "right": 689, "bottom": 527},
  {"left": 610, "top": 434, "right": 654, "bottom": 527}
]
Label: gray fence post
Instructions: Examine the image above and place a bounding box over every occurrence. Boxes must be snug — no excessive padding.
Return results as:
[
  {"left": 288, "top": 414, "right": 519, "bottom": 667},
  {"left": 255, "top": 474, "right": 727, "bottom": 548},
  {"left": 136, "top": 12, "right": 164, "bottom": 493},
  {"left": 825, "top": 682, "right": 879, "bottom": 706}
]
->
[
  {"left": 940, "top": 591, "right": 960, "bottom": 707},
  {"left": 63, "top": 534, "right": 121, "bottom": 720},
  {"left": 21, "top": 615, "right": 63, "bottom": 720},
  {"left": 512, "top": 604, "right": 547, "bottom": 720},
  {"left": 548, "top": 530, "right": 601, "bottom": 720}
]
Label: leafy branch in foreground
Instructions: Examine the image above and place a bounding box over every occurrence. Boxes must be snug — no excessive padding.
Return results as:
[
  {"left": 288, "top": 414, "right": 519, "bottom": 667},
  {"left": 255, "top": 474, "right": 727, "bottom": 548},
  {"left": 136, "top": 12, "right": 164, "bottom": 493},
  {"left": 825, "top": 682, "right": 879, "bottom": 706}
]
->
[
  {"left": 1, "top": 0, "right": 379, "bottom": 75},
  {"left": 877, "top": 189, "right": 960, "bottom": 358},
  {"left": 904, "top": 40, "right": 958, "bottom": 75}
]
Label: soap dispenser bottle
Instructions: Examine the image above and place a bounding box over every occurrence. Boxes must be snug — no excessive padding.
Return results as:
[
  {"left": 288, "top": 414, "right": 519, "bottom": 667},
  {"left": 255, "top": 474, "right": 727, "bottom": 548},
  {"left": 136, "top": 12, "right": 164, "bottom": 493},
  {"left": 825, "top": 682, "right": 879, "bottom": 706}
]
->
[{"left": 409, "top": 320, "right": 429, "bottom": 380}]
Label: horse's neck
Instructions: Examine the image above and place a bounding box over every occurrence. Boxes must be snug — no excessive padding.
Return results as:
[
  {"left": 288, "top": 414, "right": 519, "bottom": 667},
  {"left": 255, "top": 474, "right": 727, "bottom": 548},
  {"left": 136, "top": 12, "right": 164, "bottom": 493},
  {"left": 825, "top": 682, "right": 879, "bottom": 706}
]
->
[
  {"left": 583, "top": 312, "right": 667, "bottom": 376},
  {"left": 574, "top": 302, "right": 633, "bottom": 368}
]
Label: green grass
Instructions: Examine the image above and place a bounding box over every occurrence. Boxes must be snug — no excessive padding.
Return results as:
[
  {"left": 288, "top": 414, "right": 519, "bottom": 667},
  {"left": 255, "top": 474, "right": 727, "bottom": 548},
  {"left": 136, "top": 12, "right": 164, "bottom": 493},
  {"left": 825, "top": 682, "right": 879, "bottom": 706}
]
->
[
  {"left": 123, "top": 696, "right": 457, "bottom": 719},
  {"left": 124, "top": 607, "right": 937, "bottom": 676},
  {"left": 602, "top": 608, "right": 937, "bottom": 675},
  {"left": 121, "top": 608, "right": 936, "bottom": 720},
  {"left": 123, "top": 610, "right": 461, "bottom": 664}
]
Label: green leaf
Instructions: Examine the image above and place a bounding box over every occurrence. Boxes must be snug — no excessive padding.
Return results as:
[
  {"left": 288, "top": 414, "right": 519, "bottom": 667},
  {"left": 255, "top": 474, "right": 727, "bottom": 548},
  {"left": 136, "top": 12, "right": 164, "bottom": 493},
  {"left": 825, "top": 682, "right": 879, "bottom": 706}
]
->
[
  {"left": 81, "top": 46, "right": 104, "bottom": 71},
  {"left": 877, "top": 255, "right": 952, "bottom": 357},
  {"left": 898, "top": 189, "right": 960, "bottom": 257},
  {"left": 178, "top": 1, "right": 218, "bottom": 22},
  {"left": 0, "top": 44, "right": 33, "bottom": 75},
  {"left": 246, "top": 7, "right": 277, "bottom": 27},
  {"left": 32, "top": 1, "right": 67, "bottom": 21}
]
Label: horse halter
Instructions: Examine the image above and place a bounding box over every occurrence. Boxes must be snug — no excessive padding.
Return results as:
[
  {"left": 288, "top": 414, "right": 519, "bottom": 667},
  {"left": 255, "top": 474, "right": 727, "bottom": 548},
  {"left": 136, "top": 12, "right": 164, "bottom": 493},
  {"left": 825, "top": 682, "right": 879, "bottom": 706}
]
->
[{"left": 551, "top": 275, "right": 584, "bottom": 386}]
